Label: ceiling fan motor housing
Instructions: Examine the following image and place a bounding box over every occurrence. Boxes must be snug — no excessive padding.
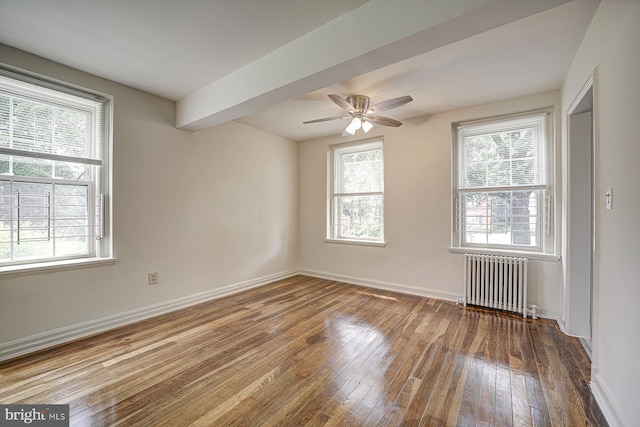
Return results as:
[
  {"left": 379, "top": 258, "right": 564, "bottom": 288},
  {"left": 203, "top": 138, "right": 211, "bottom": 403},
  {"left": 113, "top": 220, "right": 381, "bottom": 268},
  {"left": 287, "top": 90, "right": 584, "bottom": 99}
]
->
[{"left": 346, "top": 95, "right": 370, "bottom": 112}]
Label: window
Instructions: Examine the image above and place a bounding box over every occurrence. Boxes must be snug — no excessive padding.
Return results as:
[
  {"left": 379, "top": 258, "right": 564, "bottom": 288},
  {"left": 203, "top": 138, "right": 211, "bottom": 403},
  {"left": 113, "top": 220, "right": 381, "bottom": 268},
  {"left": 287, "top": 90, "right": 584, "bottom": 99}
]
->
[
  {"left": 0, "top": 67, "right": 111, "bottom": 269},
  {"left": 452, "top": 111, "right": 552, "bottom": 254},
  {"left": 328, "top": 139, "right": 384, "bottom": 245}
]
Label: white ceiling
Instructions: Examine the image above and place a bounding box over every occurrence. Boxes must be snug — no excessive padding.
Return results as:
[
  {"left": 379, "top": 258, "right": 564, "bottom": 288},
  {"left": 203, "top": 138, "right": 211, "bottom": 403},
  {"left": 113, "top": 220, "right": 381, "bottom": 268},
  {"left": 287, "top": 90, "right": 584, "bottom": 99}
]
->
[
  {"left": 0, "top": 0, "right": 599, "bottom": 142},
  {"left": 0, "top": 0, "right": 368, "bottom": 100}
]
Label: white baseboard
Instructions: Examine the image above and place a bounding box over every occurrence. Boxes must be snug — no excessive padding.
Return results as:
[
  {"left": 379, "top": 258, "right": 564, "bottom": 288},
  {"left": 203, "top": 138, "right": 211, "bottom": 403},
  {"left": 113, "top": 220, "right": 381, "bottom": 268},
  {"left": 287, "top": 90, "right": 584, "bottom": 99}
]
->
[
  {"left": 298, "top": 269, "right": 558, "bottom": 321},
  {"left": 591, "top": 369, "right": 625, "bottom": 427},
  {"left": 0, "top": 269, "right": 298, "bottom": 362},
  {"left": 0, "top": 267, "right": 560, "bottom": 362},
  {"left": 298, "top": 269, "right": 460, "bottom": 302},
  {"left": 535, "top": 307, "right": 560, "bottom": 321}
]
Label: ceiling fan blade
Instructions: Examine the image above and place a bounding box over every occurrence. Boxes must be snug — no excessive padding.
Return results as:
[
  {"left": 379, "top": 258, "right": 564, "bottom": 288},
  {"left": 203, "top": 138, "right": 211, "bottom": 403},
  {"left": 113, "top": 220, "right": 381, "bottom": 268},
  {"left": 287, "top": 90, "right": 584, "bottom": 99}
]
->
[
  {"left": 368, "top": 95, "right": 413, "bottom": 113},
  {"left": 328, "top": 94, "right": 354, "bottom": 111},
  {"left": 303, "top": 115, "right": 350, "bottom": 124},
  {"left": 366, "top": 115, "right": 403, "bottom": 127}
]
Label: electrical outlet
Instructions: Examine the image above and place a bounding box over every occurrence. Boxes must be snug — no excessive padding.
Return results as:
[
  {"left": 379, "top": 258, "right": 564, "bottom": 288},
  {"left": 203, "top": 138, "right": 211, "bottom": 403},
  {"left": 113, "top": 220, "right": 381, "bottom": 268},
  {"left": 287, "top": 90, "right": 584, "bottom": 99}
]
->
[
  {"left": 260, "top": 211, "right": 265, "bottom": 220},
  {"left": 148, "top": 272, "right": 158, "bottom": 285}
]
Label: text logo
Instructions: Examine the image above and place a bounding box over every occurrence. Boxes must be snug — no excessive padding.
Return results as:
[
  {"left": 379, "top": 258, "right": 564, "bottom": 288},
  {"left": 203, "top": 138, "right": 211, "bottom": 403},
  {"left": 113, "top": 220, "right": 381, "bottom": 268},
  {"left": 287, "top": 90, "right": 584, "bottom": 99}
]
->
[{"left": 1, "top": 405, "right": 69, "bottom": 426}]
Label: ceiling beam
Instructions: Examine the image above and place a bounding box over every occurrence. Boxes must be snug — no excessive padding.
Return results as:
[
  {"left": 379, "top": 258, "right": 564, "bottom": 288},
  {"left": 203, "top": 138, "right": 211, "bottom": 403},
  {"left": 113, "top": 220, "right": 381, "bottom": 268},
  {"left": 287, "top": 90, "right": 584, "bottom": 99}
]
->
[{"left": 176, "top": 0, "right": 570, "bottom": 132}]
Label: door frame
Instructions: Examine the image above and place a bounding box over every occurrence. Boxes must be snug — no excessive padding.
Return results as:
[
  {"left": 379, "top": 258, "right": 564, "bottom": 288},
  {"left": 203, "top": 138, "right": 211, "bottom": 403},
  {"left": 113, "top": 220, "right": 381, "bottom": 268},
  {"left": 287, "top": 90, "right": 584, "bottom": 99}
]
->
[{"left": 565, "top": 68, "right": 599, "bottom": 364}]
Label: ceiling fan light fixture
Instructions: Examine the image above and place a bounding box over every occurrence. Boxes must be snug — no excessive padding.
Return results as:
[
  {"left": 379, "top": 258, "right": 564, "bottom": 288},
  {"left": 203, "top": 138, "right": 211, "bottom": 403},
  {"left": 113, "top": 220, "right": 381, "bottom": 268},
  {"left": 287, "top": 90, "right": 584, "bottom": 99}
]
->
[
  {"left": 344, "top": 117, "right": 362, "bottom": 135},
  {"left": 362, "top": 120, "right": 373, "bottom": 133}
]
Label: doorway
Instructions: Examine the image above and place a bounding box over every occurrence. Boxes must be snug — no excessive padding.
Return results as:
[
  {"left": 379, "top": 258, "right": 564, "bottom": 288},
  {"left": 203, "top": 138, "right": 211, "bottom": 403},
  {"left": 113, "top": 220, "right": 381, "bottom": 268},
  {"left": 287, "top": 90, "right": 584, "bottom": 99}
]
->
[{"left": 566, "top": 80, "right": 595, "bottom": 354}]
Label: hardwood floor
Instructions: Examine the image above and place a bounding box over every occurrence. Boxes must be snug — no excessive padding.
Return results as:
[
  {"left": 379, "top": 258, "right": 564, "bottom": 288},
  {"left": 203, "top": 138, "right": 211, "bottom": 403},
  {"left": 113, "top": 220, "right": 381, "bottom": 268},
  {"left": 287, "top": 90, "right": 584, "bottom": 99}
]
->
[{"left": 0, "top": 275, "right": 607, "bottom": 426}]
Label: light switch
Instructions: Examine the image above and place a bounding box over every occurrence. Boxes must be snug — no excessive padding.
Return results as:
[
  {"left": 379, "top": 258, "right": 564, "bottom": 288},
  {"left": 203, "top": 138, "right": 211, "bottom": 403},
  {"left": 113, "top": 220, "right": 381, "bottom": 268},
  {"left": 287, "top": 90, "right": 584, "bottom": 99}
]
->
[{"left": 605, "top": 188, "right": 613, "bottom": 210}]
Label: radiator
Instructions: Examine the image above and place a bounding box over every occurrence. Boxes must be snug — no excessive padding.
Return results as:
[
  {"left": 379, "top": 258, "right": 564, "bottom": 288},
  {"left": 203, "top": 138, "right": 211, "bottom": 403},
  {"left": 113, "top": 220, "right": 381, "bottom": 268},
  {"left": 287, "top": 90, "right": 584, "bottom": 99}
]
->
[{"left": 464, "top": 254, "right": 529, "bottom": 318}]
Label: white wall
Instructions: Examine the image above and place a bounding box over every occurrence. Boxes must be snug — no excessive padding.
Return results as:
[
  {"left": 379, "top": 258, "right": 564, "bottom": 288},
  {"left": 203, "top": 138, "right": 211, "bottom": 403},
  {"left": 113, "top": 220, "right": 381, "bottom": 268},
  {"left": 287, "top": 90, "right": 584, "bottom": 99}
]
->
[
  {"left": 0, "top": 46, "right": 298, "bottom": 351},
  {"left": 561, "top": 1, "right": 640, "bottom": 426},
  {"left": 299, "top": 91, "right": 564, "bottom": 317}
]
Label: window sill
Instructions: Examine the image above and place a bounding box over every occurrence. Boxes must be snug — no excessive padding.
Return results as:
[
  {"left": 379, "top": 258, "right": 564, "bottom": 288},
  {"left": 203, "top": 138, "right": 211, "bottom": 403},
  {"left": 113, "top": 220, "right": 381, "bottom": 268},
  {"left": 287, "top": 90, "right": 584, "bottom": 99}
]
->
[
  {"left": 448, "top": 247, "right": 560, "bottom": 261},
  {"left": 0, "top": 257, "right": 117, "bottom": 278},
  {"left": 325, "top": 239, "right": 387, "bottom": 248}
]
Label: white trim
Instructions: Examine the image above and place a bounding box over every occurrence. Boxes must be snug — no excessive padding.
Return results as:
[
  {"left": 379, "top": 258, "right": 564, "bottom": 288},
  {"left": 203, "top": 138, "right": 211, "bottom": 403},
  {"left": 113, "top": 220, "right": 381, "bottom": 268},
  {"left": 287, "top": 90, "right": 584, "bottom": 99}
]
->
[
  {"left": 0, "top": 257, "right": 117, "bottom": 278},
  {"left": 333, "top": 191, "right": 384, "bottom": 198},
  {"left": 300, "top": 268, "right": 462, "bottom": 302},
  {"left": 0, "top": 64, "right": 113, "bottom": 268},
  {"left": 328, "top": 138, "right": 385, "bottom": 244},
  {"left": 591, "top": 369, "right": 625, "bottom": 427},
  {"left": 0, "top": 147, "right": 103, "bottom": 166},
  {"left": 448, "top": 246, "right": 560, "bottom": 262},
  {"left": 533, "top": 306, "right": 559, "bottom": 321},
  {"left": 590, "top": 66, "right": 601, "bottom": 375},
  {"left": 579, "top": 337, "right": 592, "bottom": 359},
  {"left": 567, "top": 73, "right": 595, "bottom": 114},
  {"left": 457, "top": 184, "right": 546, "bottom": 194},
  {"left": 300, "top": 268, "right": 559, "bottom": 320},
  {"left": 452, "top": 108, "right": 556, "bottom": 255},
  {"left": 324, "top": 239, "right": 387, "bottom": 248},
  {"left": 558, "top": 321, "right": 595, "bottom": 340},
  {"left": 454, "top": 110, "right": 550, "bottom": 132},
  {"left": 561, "top": 67, "right": 601, "bottom": 369},
  {"left": 0, "top": 269, "right": 298, "bottom": 362}
]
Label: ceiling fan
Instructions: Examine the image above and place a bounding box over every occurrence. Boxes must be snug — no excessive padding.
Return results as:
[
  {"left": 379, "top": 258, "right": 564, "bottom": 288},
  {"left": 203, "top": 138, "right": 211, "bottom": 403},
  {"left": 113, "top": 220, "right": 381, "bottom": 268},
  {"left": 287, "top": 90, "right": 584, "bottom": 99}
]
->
[{"left": 303, "top": 94, "right": 413, "bottom": 136}]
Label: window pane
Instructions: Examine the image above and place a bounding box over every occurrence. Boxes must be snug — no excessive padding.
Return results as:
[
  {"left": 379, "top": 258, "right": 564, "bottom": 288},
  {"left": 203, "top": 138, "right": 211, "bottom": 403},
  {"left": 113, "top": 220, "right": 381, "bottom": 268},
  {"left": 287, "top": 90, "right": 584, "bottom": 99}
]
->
[
  {"left": 0, "top": 155, "right": 89, "bottom": 181},
  {"left": 0, "top": 94, "right": 9, "bottom": 146},
  {"left": 13, "top": 156, "right": 53, "bottom": 178},
  {"left": 466, "top": 162, "right": 486, "bottom": 187},
  {"left": 13, "top": 239, "right": 53, "bottom": 261},
  {"left": 0, "top": 181, "right": 10, "bottom": 261},
  {"left": 12, "top": 99, "right": 53, "bottom": 150},
  {"left": 0, "top": 180, "right": 92, "bottom": 263},
  {"left": 0, "top": 241, "right": 9, "bottom": 262},
  {"left": 339, "top": 149, "right": 382, "bottom": 193},
  {"left": 486, "top": 160, "right": 511, "bottom": 186},
  {"left": 54, "top": 108, "right": 90, "bottom": 158},
  {"left": 12, "top": 182, "right": 54, "bottom": 260},
  {"left": 512, "top": 158, "right": 535, "bottom": 185},
  {"left": 55, "top": 160, "right": 90, "bottom": 181},
  {"left": 511, "top": 130, "right": 534, "bottom": 158},
  {"left": 462, "top": 122, "right": 542, "bottom": 188},
  {"left": 465, "top": 135, "right": 490, "bottom": 163},
  {"left": 463, "top": 190, "right": 539, "bottom": 247},
  {"left": 9, "top": 97, "right": 91, "bottom": 159},
  {"left": 334, "top": 194, "right": 383, "bottom": 240},
  {"left": 54, "top": 184, "right": 90, "bottom": 256},
  {"left": 0, "top": 154, "right": 9, "bottom": 175}
]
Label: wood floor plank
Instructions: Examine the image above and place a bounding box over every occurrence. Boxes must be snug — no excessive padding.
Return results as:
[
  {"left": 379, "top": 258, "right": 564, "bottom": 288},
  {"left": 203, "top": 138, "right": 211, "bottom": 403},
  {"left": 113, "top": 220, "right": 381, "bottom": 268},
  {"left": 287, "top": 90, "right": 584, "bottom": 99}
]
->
[
  {"left": 0, "top": 275, "right": 607, "bottom": 426},
  {"left": 510, "top": 320, "right": 534, "bottom": 427},
  {"left": 476, "top": 315, "right": 499, "bottom": 427}
]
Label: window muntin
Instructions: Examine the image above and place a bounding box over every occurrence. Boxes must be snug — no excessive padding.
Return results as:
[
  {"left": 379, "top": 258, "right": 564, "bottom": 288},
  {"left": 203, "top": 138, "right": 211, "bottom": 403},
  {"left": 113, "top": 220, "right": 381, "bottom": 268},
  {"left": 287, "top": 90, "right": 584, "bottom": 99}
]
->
[
  {"left": 454, "top": 112, "right": 551, "bottom": 253},
  {"left": 0, "top": 69, "right": 110, "bottom": 267},
  {"left": 329, "top": 140, "right": 384, "bottom": 243}
]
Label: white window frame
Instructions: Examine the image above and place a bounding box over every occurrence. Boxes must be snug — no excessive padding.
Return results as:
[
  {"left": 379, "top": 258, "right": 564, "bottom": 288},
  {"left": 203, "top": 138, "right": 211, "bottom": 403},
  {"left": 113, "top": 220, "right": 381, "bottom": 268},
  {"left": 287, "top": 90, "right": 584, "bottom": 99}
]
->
[
  {"left": 327, "top": 138, "right": 385, "bottom": 247},
  {"left": 451, "top": 109, "right": 555, "bottom": 257},
  {"left": 0, "top": 65, "right": 113, "bottom": 274}
]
